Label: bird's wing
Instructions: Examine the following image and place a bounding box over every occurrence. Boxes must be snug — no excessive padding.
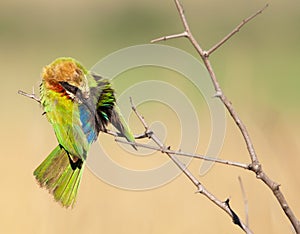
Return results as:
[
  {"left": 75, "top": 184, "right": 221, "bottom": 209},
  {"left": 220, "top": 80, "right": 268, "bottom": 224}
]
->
[{"left": 89, "top": 73, "right": 136, "bottom": 147}]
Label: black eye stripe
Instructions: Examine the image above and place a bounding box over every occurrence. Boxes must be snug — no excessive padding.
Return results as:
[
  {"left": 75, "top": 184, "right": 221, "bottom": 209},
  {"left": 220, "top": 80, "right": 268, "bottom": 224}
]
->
[
  {"left": 59, "top": 81, "right": 96, "bottom": 116},
  {"left": 59, "top": 81, "right": 79, "bottom": 95}
]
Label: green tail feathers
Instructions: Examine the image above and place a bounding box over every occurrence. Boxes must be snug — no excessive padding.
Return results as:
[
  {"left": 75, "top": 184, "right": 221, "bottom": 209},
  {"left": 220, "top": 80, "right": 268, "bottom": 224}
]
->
[
  {"left": 33, "top": 145, "right": 84, "bottom": 208},
  {"left": 111, "top": 107, "right": 136, "bottom": 149}
]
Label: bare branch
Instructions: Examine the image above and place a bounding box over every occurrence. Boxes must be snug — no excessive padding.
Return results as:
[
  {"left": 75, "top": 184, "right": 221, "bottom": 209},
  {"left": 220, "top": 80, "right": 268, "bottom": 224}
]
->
[
  {"left": 207, "top": 3, "right": 269, "bottom": 56},
  {"left": 152, "top": 0, "right": 260, "bottom": 163},
  {"left": 129, "top": 97, "right": 150, "bottom": 131},
  {"left": 130, "top": 98, "right": 252, "bottom": 233},
  {"left": 18, "top": 89, "right": 41, "bottom": 103},
  {"left": 174, "top": 0, "right": 191, "bottom": 34},
  {"left": 130, "top": 98, "right": 200, "bottom": 186},
  {"left": 116, "top": 138, "right": 250, "bottom": 169},
  {"left": 150, "top": 0, "right": 300, "bottom": 232},
  {"left": 151, "top": 32, "right": 188, "bottom": 43}
]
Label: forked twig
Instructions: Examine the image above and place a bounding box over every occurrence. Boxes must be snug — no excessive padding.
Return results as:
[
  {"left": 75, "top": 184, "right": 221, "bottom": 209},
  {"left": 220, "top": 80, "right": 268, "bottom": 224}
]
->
[
  {"left": 19, "top": 2, "right": 299, "bottom": 230},
  {"left": 207, "top": 3, "right": 269, "bottom": 55},
  {"left": 129, "top": 97, "right": 252, "bottom": 233},
  {"left": 18, "top": 89, "right": 40, "bottom": 103},
  {"left": 151, "top": 0, "right": 300, "bottom": 233},
  {"left": 116, "top": 138, "right": 250, "bottom": 169}
]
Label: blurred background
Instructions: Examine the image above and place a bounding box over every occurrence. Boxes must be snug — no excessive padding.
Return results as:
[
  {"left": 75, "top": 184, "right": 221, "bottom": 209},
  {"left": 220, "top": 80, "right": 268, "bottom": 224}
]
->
[{"left": 1, "top": 0, "right": 300, "bottom": 233}]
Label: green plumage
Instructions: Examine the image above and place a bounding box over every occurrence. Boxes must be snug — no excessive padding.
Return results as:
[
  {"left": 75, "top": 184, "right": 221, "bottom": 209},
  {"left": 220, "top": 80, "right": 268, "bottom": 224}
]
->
[
  {"left": 34, "top": 146, "right": 83, "bottom": 207},
  {"left": 33, "top": 57, "right": 135, "bottom": 208}
]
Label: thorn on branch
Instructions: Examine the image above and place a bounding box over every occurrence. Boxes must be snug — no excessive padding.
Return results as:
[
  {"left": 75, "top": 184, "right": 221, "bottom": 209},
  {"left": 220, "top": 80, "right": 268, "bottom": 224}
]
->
[
  {"left": 195, "top": 184, "right": 203, "bottom": 194},
  {"left": 272, "top": 182, "right": 281, "bottom": 191},
  {"left": 213, "top": 91, "right": 222, "bottom": 98},
  {"left": 127, "top": 97, "right": 252, "bottom": 232},
  {"left": 203, "top": 50, "right": 209, "bottom": 58},
  {"left": 145, "top": 130, "right": 153, "bottom": 138}
]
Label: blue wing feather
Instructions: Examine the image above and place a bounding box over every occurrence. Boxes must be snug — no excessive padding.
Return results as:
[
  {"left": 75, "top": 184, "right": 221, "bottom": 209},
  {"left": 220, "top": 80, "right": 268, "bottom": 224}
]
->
[{"left": 79, "top": 103, "right": 98, "bottom": 144}]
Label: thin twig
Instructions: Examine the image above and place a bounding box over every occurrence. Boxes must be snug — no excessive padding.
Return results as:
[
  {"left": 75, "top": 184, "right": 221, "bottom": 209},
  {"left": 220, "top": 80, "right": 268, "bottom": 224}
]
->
[
  {"left": 238, "top": 176, "right": 249, "bottom": 227},
  {"left": 129, "top": 97, "right": 149, "bottom": 130},
  {"left": 18, "top": 89, "right": 41, "bottom": 103},
  {"left": 174, "top": 0, "right": 191, "bottom": 35},
  {"left": 207, "top": 3, "right": 269, "bottom": 56},
  {"left": 130, "top": 98, "right": 252, "bottom": 233},
  {"left": 130, "top": 97, "right": 199, "bottom": 186},
  {"left": 150, "top": 32, "right": 188, "bottom": 43},
  {"left": 116, "top": 138, "right": 250, "bottom": 169},
  {"left": 150, "top": 0, "right": 300, "bottom": 232}
]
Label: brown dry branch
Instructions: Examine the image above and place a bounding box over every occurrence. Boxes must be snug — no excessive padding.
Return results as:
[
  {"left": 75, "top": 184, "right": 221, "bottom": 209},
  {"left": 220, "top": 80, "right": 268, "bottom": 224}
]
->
[
  {"left": 18, "top": 89, "right": 40, "bottom": 104},
  {"left": 18, "top": 2, "right": 300, "bottom": 230},
  {"left": 116, "top": 138, "right": 250, "bottom": 169},
  {"left": 151, "top": 0, "right": 300, "bottom": 232},
  {"left": 18, "top": 86, "right": 253, "bottom": 232},
  {"left": 129, "top": 97, "right": 252, "bottom": 233},
  {"left": 206, "top": 4, "right": 269, "bottom": 56}
]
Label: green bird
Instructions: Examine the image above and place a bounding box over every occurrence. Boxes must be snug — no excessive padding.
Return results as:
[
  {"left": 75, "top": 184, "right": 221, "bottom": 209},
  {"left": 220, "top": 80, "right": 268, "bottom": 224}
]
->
[{"left": 34, "top": 57, "right": 135, "bottom": 208}]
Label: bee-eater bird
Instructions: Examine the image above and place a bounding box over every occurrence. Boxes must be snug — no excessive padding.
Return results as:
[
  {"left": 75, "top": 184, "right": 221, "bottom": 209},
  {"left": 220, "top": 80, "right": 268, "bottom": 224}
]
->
[{"left": 34, "top": 57, "right": 135, "bottom": 208}]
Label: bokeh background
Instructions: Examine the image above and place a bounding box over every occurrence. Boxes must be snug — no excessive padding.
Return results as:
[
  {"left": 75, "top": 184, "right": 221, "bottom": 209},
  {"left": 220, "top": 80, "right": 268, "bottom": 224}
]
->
[{"left": 1, "top": 0, "right": 300, "bottom": 233}]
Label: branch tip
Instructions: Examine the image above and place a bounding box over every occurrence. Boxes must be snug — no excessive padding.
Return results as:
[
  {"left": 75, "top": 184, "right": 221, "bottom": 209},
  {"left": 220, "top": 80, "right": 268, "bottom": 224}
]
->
[
  {"left": 18, "top": 89, "right": 41, "bottom": 103},
  {"left": 207, "top": 3, "right": 269, "bottom": 56},
  {"left": 148, "top": 0, "right": 300, "bottom": 232}
]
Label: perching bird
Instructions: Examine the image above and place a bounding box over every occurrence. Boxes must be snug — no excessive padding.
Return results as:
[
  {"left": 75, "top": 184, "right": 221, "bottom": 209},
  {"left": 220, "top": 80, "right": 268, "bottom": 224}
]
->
[{"left": 34, "top": 57, "right": 135, "bottom": 208}]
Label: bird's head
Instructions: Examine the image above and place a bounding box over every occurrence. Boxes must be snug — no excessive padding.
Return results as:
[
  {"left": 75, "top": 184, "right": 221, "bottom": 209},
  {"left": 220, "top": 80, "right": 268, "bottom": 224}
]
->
[{"left": 42, "top": 57, "right": 90, "bottom": 100}]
